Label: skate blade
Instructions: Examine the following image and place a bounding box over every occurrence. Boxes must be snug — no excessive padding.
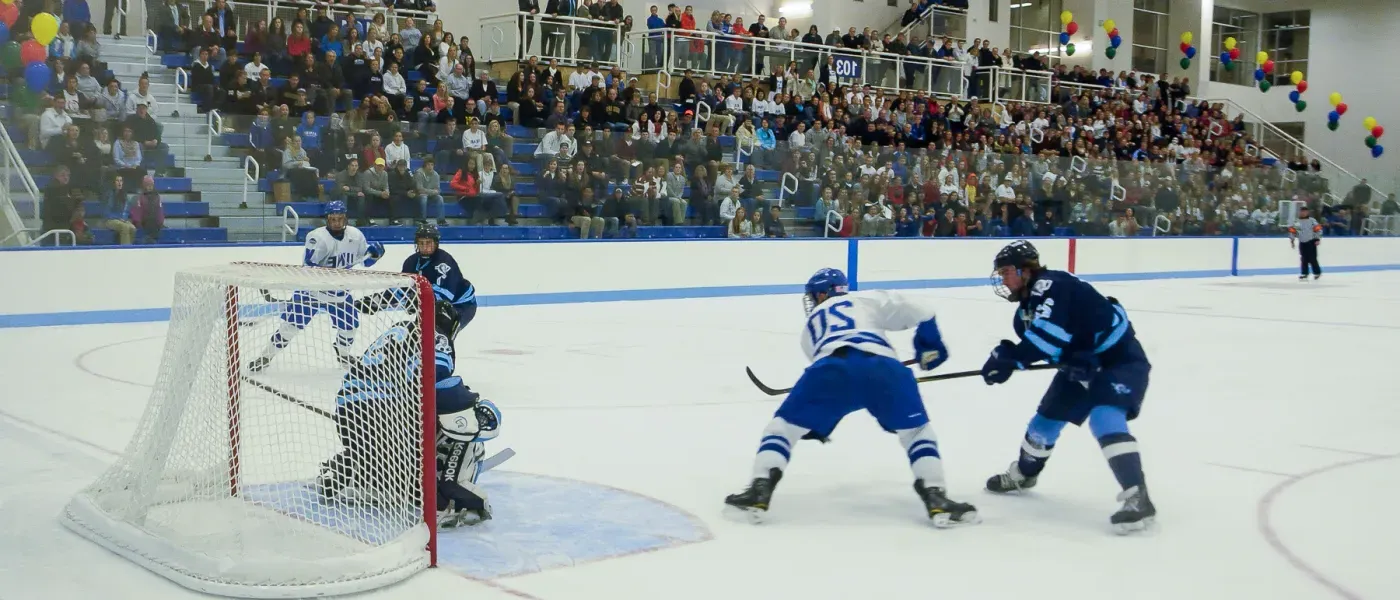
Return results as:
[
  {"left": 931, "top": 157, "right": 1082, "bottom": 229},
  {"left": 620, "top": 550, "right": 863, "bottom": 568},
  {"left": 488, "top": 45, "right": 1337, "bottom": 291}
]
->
[
  {"left": 1112, "top": 516, "right": 1155, "bottom": 536},
  {"left": 722, "top": 504, "right": 768, "bottom": 525},
  {"left": 930, "top": 510, "right": 981, "bottom": 528}
]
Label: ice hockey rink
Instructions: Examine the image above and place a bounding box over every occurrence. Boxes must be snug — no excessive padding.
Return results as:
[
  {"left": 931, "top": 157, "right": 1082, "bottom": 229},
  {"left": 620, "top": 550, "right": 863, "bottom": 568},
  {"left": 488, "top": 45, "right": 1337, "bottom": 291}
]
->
[{"left": 2, "top": 272, "right": 1398, "bottom": 600}]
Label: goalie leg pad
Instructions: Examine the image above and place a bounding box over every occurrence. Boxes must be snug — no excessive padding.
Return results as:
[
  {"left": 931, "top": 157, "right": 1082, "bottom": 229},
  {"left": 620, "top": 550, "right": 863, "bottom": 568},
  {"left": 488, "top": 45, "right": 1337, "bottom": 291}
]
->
[{"left": 437, "top": 440, "right": 491, "bottom": 524}]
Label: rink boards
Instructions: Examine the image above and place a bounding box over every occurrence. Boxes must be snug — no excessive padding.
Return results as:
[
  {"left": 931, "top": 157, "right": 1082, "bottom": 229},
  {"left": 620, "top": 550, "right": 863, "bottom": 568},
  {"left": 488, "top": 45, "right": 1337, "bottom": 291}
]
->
[{"left": 1, "top": 236, "right": 1399, "bottom": 325}]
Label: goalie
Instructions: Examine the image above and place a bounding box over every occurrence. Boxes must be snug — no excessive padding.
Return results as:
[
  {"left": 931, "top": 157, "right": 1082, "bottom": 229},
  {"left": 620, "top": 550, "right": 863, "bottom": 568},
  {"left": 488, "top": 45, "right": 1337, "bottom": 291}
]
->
[{"left": 318, "top": 299, "right": 503, "bottom": 528}]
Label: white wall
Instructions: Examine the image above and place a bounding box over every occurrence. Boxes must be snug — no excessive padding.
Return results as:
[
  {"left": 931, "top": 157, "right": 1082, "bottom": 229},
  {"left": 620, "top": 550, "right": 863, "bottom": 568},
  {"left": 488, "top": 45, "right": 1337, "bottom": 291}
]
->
[
  {"left": 4, "top": 237, "right": 1399, "bottom": 319},
  {"left": 965, "top": 0, "right": 1010, "bottom": 49},
  {"left": 1199, "top": 0, "right": 1400, "bottom": 195}
]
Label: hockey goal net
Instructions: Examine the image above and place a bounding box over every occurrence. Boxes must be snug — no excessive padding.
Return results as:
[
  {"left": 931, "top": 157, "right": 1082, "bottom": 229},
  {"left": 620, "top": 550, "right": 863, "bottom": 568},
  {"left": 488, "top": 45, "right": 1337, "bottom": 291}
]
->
[{"left": 61, "top": 263, "right": 438, "bottom": 598}]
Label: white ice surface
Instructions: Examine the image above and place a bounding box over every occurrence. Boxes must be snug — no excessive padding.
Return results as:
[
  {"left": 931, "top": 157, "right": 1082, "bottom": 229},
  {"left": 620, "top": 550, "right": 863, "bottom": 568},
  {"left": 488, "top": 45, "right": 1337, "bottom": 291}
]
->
[{"left": 3, "top": 273, "right": 1399, "bottom": 600}]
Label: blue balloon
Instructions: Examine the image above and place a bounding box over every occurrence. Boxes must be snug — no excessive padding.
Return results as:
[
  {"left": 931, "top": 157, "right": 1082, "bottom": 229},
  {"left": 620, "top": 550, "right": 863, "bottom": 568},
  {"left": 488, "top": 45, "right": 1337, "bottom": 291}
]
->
[
  {"left": 1220, "top": 51, "right": 1232, "bottom": 63},
  {"left": 0, "top": 22, "right": 9, "bottom": 45},
  {"left": 1110, "top": 35, "right": 1122, "bottom": 48},
  {"left": 1059, "top": 32, "right": 1070, "bottom": 45},
  {"left": 23, "top": 62, "right": 51, "bottom": 92},
  {"left": 1254, "top": 68, "right": 1265, "bottom": 81},
  {"left": 1373, "top": 145, "right": 1384, "bottom": 158},
  {"left": 1185, "top": 46, "right": 1197, "bottom": 59},
  {"left": 1288, "top": 90, "right": 1300, "bottom": 103},
  {"left": 1328, "top": 110, "right": 1340, "bottom": 122}
]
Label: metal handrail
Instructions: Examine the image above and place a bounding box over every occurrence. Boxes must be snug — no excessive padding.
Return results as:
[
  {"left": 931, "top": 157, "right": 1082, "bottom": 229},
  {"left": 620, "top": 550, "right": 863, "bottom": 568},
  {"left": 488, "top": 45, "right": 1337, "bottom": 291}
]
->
[
  {"left": 144, "top": 30, "right": 157, "bottom": 74},
  {"left": 656, "top": 71, "right": 671, "bottom": 96},
  {"left": 734, "top": 135, "right": 756, "bottom": 169},
  {"left": 1321, "top": 192, "right": 1341, "bottom": 208},
  {"left": 1152, "top": 214, "right": 1171, "bottom": 236},
  {"left": 2, "top": 228, "right": 76, "bottom": 246},
  {"left": 114, "top": 0, "right": 128, "bottom": 39},
  {"left": 0, "top": 122, "right": 44, "bottom": 222},
  {"left": 281, "top": 205, "right": 299, "bottom": 242},
  {"left": 244, "top": 155, "right": 261, "bottom": 211},
  {"left": 173, "top": 66, "right": 188, "bottom": 117},
  {"left": 823, "top": 210, "right": 842, "bottom": 238},
  {"left": 897, "top": 3, "right": 968, "bottom": 38},
  {"left": 206, "top": 109, "right": 222, "bottom": 161},
  {"left": 695, "top": 99, "right": 711, "bottom": 124},
  {"left": 777, "top": 172, "right": 799, "bottom": 207}
]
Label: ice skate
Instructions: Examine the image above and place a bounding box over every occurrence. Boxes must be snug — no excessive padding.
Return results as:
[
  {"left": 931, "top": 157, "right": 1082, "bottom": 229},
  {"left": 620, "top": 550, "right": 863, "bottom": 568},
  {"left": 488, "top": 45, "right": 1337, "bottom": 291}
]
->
[
  {"left": 1110, "top": 485, "right": 1156, "bottom": 535},
  {"left": 438, "top": 500, "right": 492, "bottom": 528},
  {"left": 1313, "top": 273, "right": 1321, "bottom": 280},
  {"left": 1299, "top": 275, "right": 1308, "bottom": 281},
  {"left": 914, "top": 480, "right": 980, "bottom": 527},
  {"left": 316, "top": 456, "right": 347, "bottom": 502},
  {"left": 986, "top": 461, "right": 1038, "bottom": 494},
  {"left": 247, "top": 356, "right": 272, "bottom": 373},
  {"left": 724, "top": 468, "right": 781, "bottom": 523}
]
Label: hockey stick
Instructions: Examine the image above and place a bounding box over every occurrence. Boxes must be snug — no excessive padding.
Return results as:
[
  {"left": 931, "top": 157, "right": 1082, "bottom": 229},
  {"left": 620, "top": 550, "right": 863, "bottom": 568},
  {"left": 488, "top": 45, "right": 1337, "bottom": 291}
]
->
[
  {"left": 242, "top": 376, "right": 337, "bottom": 419},
  {"left": 745, "top": 363, "right": 1058, "bottom": 396},
  {"left": 480, "top": 448, "right": 515, "bottom": 473}
]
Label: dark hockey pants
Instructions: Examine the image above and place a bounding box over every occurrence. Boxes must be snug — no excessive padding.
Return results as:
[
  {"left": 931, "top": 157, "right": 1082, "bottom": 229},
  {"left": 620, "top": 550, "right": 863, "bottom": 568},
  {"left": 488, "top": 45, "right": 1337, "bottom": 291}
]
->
[{"left": 1299, "top": 240, "right": 1321, "bottom": 276}]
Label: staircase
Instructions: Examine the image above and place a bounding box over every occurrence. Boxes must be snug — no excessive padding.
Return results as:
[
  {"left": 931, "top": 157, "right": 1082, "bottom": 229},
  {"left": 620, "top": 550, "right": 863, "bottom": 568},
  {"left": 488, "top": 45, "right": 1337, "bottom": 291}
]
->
[{"left": 100, "top": 34, "right": 277, "bottom": 242}]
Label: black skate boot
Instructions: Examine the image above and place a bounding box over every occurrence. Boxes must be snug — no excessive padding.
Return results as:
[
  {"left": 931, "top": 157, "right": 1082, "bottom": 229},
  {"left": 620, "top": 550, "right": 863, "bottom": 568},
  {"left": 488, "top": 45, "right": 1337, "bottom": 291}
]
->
[
  {"left": 1299, "top": 275, "right": 1308, "bottom": 281},
  {"left": 914, "top": 480, "right": 980, "bottom": 527},
  {"left": 986, "top": 461, "right": 1038, "bottom": 494},
  {"left": 247, "top": 356, "right": 271, "bottom": 373},
  {"left": 1110, "top": 485, "right": 1156, "bottom": 534},
  {"left": 724, "top": 468, "right": 782, "bottom": 523},
  {"left": 1313, "top": 273, "right": 1321, "bottom": 280}
]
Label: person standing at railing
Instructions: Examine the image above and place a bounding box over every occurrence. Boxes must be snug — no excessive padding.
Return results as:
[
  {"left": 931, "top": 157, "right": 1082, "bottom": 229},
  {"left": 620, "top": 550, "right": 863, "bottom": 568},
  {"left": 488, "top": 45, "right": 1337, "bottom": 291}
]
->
[{"left": 205, "top": 0, "right": 237, "bottom": 45}]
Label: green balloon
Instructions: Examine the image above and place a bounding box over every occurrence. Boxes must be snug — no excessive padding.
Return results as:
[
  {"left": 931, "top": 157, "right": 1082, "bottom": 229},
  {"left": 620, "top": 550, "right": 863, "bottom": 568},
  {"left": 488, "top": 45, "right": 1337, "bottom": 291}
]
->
[
  {"left": 1294, "top": 100, "right": 1306, "bottom": 112},
  {"left": 0, "top": 41, "right": 21, "bottom": 71},
  {"left": 1366, "top": 135, "right": 1378, "bottom": 148},
  {"left": 1259, "top": 80, "right": 1271, "bottom": 92},
  {"left": 1180, "top": 57, "right": 1191, "bottom": 69},
  {"left": 10, "top": 85, "right": 37, "bottom": 111},
  {"left": 1328, "top": 120, "right": 1340, "bottom": 131},
  {"left": 1106, "top": 47, "right": 1117, "bottom": 59},
  {"left": 1224, "top": 61, "right": 1235, "bottom": 71},
  {"left": 1065, "top": 43, "right": 1076, "bottom": 56}
]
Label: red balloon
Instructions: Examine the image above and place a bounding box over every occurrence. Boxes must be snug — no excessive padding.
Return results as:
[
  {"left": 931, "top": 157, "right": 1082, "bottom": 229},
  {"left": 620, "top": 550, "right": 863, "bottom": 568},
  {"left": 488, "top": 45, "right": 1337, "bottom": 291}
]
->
[
  {"left": 0, "top": 3, "right": 16, "bottom": 28},
  {"left": 19, "top": 39, "right": 45, "bottom": 65},
  {"left": 1336, "top": 103, "right": 1349, "bottom": 115},
  {"left": 1296, "top": 80, "right": 1308, "bottom": 93},
  {"left": 1228, "top": 48, "right": 1240, "bottom": 60},
  {"left": 1109, "top": 28, "right": 1119, "bottom": 38},
  {"left": 1262, "top": 60, "right": 1275, "bottom": 74},
  {"left": 1180, "top": 42, "right": 1191, "bottom": 53},
  {"left": 1066, "top": 22, "right": 1079, "bottom": 35},
  {"left": 1374, "top": 126, "right": 1386, "bottom": 139}
]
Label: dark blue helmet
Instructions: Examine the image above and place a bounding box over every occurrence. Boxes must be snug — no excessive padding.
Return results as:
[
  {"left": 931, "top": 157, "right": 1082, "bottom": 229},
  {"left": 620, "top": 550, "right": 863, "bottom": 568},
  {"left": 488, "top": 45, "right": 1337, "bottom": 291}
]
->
[
  {"left": 992, "top": 240, "right": 1041, "bottom": 301},
  {"left": 803, "top": 268, "right": 849, "bottom": 313},
  {"left": 325, "top": 200, "right": 348, "bottom": 215}
]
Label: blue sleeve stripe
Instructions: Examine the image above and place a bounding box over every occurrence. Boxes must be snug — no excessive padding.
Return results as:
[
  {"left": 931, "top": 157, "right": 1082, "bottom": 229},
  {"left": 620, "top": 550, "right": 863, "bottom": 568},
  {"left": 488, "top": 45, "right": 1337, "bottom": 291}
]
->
[
  {"left": 458, "top": 285, "right": 476, "bottom": 303},
  {"left": 436, "top": 375, "right": 463, "bottom": 390},
  {"left": 303, "top": 249, "right": 316, "bottom": 266},
  {"left": 1023, "top": 330, "right": 1064, "bottom": 361},
  {"left": 1093, "top": 306, "right": 1130, "bottom": 354},
  {"left": 435, "top": 354, "right": 454, "bottom": 369},
  {"left": 1030, "top": 318, "right": 1072, "bottom": 343}
]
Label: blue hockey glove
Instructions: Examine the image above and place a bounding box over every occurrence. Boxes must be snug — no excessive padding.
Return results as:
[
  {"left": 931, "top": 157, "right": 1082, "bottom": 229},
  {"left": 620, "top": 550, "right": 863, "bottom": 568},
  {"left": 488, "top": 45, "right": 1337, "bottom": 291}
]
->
[
  {"left": 981, "top": 340, "right": 1022, "bottom": 385},
  {"left": 367, "top": 241, "right": 386, "bottom": 259},
  {"left": 1062, "top": 351, "right": 1100, "bottom": 385},
  {"left": 912, "top": 317, "right": 949, "bottom": 371}
]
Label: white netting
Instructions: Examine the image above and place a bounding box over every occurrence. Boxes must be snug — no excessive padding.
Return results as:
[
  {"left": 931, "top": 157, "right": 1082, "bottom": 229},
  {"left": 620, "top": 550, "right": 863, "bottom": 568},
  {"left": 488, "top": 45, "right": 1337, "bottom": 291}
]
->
[{"left": 61, "top": 263, "right": 436, "bottom": 598}]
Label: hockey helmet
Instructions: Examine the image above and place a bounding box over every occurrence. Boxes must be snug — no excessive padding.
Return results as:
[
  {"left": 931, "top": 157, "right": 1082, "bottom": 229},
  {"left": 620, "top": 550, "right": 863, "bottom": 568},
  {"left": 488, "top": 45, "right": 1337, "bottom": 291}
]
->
[
  {"left": 325, "top": 200, "right": 348, "bottom": 234},
  {"left": 803, "top": 268, "right": 849, "bottom": 313},
  {"left": 992, "top": 240, "right": 1041, "bottom": 302},
  {"left": 435, "top": 299, "right": 460, "bottom": 336},
  {"left": 415, "top": 224, "right": 441, "bottom": 255}
]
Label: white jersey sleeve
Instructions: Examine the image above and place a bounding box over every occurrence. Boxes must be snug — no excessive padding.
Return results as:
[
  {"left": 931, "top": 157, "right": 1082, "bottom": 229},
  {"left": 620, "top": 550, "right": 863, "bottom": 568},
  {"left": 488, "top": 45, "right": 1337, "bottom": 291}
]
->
[
  {"left": 799, "top": 290, "right": 937, "bottom": 362},
  {"left": 303, "top": 226, "right": 370, "bottom": 269}
]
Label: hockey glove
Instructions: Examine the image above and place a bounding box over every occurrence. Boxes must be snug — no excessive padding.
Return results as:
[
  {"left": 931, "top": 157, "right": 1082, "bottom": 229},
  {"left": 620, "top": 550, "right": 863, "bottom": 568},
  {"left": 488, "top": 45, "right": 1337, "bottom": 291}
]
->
[
  {"left": 363, "top": 241, "right": 386, "bottom": 267},
  {"left": 1062, "top": 351, "right": 1100, "bottom": 386},
  {"left": 981, "top": 340, "right": 1022, "bottom": 385},
  {"left": 912, "top": 317, "right": 949, "bottom": 371}
]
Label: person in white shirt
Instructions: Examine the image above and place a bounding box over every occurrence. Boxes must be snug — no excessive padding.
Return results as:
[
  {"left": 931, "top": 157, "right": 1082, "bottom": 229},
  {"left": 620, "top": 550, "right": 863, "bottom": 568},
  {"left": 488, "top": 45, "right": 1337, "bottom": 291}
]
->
[
  {"left": 534, "top": 122, "right": 569, "bottom": 167},
  {"left": 244, "top": 53, "right": 269, "bottom": 82},
  {"left": 39, "top": 96, "right": 74, "bottom": 147},
  {"left": 461, "top": 119, "right": 487, "bottom": 171},
  {"left": 124, "top": 77, "right": 159, "bottom": 116},
  {"left": 382, "top": 62, "right": 407, "bottom": 100},
  {"left": 568, "top": 66, "right": 594, "bottom": 91},
  {"left": 384, "top": 130, "right": 412, "bottom": 167},
  {"left": 995, "top": 182, "right": 1015, "bottom": 201}
]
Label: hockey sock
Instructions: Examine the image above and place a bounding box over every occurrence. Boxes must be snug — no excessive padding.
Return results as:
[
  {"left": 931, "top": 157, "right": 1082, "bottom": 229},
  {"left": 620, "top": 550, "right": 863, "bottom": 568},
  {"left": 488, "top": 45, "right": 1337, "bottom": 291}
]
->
[
  {"left": 265, "top": 322, "right": 304, "bottom": 355},
  {"left": 335, "top": 330, "right": 355, "bottom": 352},
  {"left": 1018, "top": 414, "right": 1066, "bottom": 478},
  {"left": 752, "top": 417, "right": 808, "bottom": 479},
  {"left": 896, "top": 425, "right": 945, "bottom": 487},
  {"left": 1088, "top": 406, "right": 1145, "bottom": 490}
]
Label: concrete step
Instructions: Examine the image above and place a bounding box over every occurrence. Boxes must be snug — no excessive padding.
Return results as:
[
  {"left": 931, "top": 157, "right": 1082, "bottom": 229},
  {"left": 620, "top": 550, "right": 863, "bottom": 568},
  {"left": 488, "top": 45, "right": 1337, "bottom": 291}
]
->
[
  {"left": 202, "top": 191, "right": 267, "bottom": 206},
  {"left": 101, "top": 44, "right": 159, "bottom": 59},
  {"left": 107, "top": 62, "right": 170, "bottom": 78},
  {"left": 185, "top": 167, "right": 252, "bottom": 184},
  {"left": 195, "top": 182, "right": 258, "bottom": 193},
  {"left": 219, "top": 215, "right": 286, "bottom": 234}
]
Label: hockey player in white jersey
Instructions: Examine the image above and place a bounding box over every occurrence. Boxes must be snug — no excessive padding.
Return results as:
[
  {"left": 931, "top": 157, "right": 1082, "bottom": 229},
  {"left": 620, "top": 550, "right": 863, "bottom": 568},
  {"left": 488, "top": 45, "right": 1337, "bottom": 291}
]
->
[
  {"left": 249, "top": 201, "right": 386, "bottom": 372},
  {"left": 725, "top": 268, "right": 979, "bottom": 527}
]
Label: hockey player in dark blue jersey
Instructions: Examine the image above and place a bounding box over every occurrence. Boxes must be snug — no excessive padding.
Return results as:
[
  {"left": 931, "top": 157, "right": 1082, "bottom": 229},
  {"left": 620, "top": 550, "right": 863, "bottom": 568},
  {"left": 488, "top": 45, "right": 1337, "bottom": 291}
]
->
[
  {"left": 356, "top": 224, "right": 477, "bottom": 337},
  {"left": 319, "top": 299, "right": 502, "bottom": 528},
  {"left": 979, "top": 240, "right": 1155, "bottom": 534}
]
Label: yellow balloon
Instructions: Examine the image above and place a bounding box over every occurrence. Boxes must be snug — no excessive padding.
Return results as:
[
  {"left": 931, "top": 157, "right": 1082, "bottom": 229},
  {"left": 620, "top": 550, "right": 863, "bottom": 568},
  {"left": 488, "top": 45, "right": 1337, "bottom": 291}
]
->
[
  {"left": 1289, "top": 70, "right": 1304, "bottom": 85},
  {"left": 30, "top": 12, "right": 58, "bottom": 46},
  {"left": 1180, "top": 31, "right": 1193, "bottom": 44},
  {"left": 1102, "top": 19, "right": 1116, "bottom": 32},
  {"left": 1060, "top": 11, "right": 1073, "bottom": 26},
  {"left": 1224, "top": 37, "right": 1237, "bottom": 50},
  {"left": 0, "top": 0, "right": 14, "bottom": 5},
  {"left": 1255, "top": 51, "right": 1268, "bottom": 63},
  {"left": 1364, "top": 117, "right": 1378, "bottom": 131},
  {"left": 1329, "top": 92, "right": 1343, "bottom": 107}
]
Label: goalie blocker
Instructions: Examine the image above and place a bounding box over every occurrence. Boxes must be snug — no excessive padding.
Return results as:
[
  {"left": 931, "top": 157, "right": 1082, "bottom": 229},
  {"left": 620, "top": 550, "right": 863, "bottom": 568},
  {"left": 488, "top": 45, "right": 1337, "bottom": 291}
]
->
[{"left": 320, "top": 299, "right": 503, "bottom": 528}]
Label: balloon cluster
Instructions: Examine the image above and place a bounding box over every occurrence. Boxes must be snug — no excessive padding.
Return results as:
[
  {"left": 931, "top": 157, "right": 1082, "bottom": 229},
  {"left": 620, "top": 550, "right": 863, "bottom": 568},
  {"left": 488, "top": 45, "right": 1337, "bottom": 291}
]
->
[
  {"left": 1363, "top": 116, "right": 1384, "bottom": 158},
  {"left": 1102, "top": 19, "right": 1122, "bottom": 59},
  {"left": 1219, "top": 37, "right": 1242, "bottom": 71},
  {"left": 1178, "top": 32, "right": 1196, "bottom": 69},
  {"left": 1252, "top": 51, "right": 1274, "bottom": 92},
  {"left": 1325, "top": 92, "right": 1349, "bottom": 131},
  {"left": 1059, "top": 11, "right": 1078, "bottom": 56},
  {"left": 0, "top": 9, "right": 61, "bottom": 110},
  {"left": 1284, "top": 71, "right": 1307, "bottom": 112}
]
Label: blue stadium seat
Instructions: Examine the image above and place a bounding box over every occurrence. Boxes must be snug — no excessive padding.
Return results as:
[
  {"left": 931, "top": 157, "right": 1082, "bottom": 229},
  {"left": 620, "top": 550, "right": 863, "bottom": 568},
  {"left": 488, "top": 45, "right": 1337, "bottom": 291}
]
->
[
  {"left": 19, "top": 149, "right": 175, "bottom": 168},
  {"left": 755, "top": 170, "right": 779, "bottom": 182},
  {"left": 795, "top": 207, "right": 815, "bottom": 219},
  {"left": 505, "top": 125, "right": 534, "bottom": 138},
  {"left": 13, "top": 200, "right": 209, "bottom": 218},
  {"left": 23, "top": 176, "right": 192, "bottom": 192}
]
